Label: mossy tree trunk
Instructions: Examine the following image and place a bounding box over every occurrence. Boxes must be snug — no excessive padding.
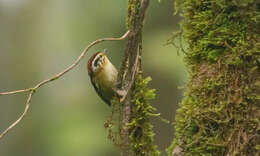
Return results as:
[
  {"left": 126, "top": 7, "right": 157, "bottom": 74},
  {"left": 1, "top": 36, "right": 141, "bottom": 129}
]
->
[
  {"left": 109, "top": 0, "right": 160, "bottom": 156},
  {"left": 169, "top": 0, "right": 259, "bottom": 156}
]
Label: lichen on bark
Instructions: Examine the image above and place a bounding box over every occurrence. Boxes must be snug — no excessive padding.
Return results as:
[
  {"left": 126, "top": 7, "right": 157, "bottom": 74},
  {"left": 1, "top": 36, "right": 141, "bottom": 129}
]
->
[{"left": 168, "top": 0, "right": 260, "bottom": 155}]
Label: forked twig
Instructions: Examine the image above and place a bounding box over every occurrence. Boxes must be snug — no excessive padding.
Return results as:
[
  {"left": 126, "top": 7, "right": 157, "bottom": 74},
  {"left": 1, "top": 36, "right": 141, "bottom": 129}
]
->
[{"left": 0, "top": 30, "right": 130, "bottom": 140}]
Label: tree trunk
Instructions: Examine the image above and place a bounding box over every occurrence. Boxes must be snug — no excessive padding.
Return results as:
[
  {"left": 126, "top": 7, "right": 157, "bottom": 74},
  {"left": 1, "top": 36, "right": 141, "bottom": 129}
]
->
[
  {"left": 114, "top": 0, "right": 159, "bottom": 156},
  {"left": 169, "top": 0, "right": 260, "bottom": 156}
]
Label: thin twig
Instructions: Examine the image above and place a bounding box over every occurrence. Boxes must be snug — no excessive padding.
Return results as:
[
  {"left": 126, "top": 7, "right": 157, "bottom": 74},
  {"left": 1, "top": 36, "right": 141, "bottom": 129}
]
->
[
  {"left": 119, "top": 47, "right": 140, "bottom": 102},
  {"left": 0, "top": 90, "right": 34, "bottom": 139},
  {"left": 0, "top": 88, "right": 31, "bottom": 96},
  {"left": 0, "top": 30, "right": 130, "bottom": 96},
  {"left": 0, "top": 30, "right": 130, "bottom": 140}
]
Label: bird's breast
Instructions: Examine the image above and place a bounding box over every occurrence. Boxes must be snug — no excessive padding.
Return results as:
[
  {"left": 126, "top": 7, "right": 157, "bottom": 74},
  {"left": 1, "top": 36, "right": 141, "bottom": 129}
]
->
[{"left": 94, "top": 62, "right": 118, "bottom": 88}]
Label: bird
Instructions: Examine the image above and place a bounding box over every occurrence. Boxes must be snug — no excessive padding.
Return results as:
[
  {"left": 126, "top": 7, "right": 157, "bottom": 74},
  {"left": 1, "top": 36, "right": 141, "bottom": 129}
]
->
[{"left": 87, "top": 51, "right": 118, "bottom": 106}]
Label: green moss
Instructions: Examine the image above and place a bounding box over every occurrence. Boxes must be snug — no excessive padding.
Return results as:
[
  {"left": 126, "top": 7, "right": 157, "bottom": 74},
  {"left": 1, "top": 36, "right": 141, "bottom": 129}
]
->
[
  {"left": 126, "top": 0, "right": 142, "bottom": 30},
  {"left": 168, "top": 0, "right": 260, "bottom": 155},
  {"left": 105, "top": 76, "right": 160, "bottom": 155},
  {"left": 129, "top": 75, "right": 160, "bottom": 156}
]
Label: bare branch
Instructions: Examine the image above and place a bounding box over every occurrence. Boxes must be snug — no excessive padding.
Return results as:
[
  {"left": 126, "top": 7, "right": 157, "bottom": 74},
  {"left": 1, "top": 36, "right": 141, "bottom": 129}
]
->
[
  {"left": 0, "top": 30, "right": 130, "bottom": 96},
  {"left": 0, "top": 88, "right": 31, "bottom": 96},
  {"left": 0, "top": 90, "right": 34, "bottom": 139},
  {"left": 0, "top": 30, "right": 130, "bottom": 140},
  {"left": 118, "top": 47, "right": 140, "bottom": 103}
]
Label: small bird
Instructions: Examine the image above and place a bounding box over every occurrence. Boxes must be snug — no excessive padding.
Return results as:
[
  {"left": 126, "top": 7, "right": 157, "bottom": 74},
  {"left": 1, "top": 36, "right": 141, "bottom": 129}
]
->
[{"left": 87, "top": 51, "right": 118, "bottom": 106}]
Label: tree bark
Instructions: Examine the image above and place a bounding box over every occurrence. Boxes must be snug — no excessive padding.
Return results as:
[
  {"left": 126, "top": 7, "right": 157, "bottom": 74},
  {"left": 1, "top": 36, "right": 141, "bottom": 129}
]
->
[
  {"left": 169, "top": 0, "right": 260, "bottom": 156},
  {"left": 117, "top": 0, "right": 150, "bottom": 155}
]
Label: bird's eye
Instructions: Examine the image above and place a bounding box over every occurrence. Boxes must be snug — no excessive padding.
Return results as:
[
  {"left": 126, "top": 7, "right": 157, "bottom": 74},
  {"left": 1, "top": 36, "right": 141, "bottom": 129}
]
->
[{"left": 94, "top": 57, "right": 100, "bottom": 67}]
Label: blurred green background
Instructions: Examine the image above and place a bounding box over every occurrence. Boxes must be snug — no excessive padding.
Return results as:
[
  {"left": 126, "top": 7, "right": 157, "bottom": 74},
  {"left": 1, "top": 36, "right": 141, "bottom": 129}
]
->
[{"left": 0, "top": 0, "right": 187, "bottom": 155}]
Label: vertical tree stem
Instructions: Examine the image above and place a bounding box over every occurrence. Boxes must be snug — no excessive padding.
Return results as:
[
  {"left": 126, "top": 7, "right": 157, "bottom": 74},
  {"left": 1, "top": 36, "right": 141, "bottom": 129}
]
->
[{"left": 117, "top": 0, "right": 150, "bottom": 155}]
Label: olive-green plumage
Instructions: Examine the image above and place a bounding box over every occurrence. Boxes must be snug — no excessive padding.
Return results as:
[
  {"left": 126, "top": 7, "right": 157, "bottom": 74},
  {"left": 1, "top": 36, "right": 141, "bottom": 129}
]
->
[{"left": 87, "top": 52, "right": 118, "bottom": 106}]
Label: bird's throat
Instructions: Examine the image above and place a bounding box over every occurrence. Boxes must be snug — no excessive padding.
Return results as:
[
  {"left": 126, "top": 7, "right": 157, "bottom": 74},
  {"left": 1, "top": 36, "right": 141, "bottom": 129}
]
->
[{"left": 95, "top": 61, "right": 118, "bottom": 87}]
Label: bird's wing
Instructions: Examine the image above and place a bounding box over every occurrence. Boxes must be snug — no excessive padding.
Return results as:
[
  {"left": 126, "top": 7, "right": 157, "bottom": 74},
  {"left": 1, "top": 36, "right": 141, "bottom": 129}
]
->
[{"left": 90, "top": 79, "right": 111, "bottom": 106}]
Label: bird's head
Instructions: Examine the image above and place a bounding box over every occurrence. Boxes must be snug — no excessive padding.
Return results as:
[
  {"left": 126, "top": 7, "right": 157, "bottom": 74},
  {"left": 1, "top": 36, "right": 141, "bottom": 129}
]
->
[{"left": 87, "top": 51, "right": 109, "bottom": 76}]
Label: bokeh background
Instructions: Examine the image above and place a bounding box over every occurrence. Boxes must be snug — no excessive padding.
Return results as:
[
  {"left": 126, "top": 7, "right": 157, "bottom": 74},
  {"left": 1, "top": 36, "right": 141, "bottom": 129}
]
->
[{"left": 0, "top": 0, "right": 187, "bottom": 155}]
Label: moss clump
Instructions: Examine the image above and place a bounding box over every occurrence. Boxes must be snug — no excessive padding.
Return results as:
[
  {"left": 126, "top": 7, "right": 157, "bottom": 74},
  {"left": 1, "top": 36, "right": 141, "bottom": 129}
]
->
[
  {"left": 105, "top": 76, "right": 160, "bottom": 156},
  {"left": 128, "top": 75, "right": 160, "bottom": 156},
  {"left": 168, "top": 0, "right": 260, "bottom": 155}
]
